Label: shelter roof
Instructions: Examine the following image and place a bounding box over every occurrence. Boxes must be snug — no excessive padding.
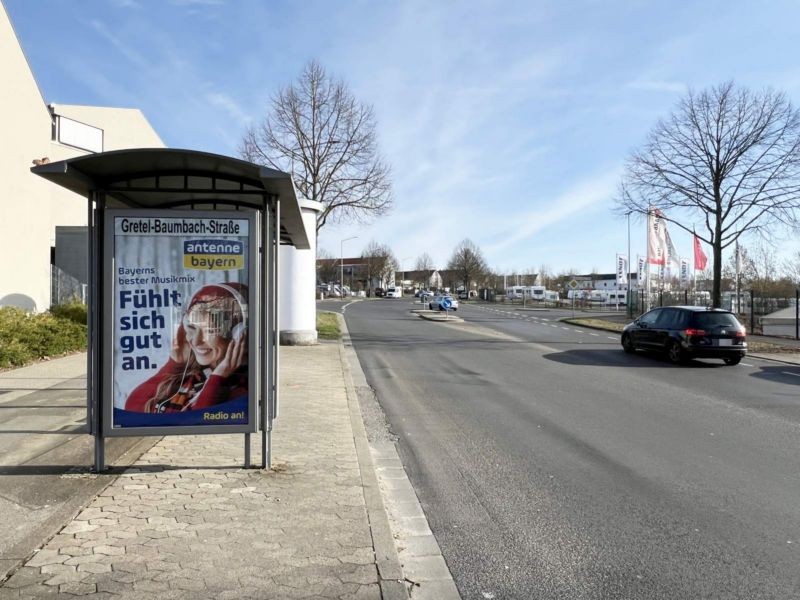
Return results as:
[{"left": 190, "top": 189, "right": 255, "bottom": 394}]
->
[{"left": 31, "top": 148, "right": 309, "bottom": 249}]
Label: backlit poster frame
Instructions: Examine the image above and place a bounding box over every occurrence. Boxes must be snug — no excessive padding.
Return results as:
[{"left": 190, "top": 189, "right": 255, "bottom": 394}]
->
[{"left": 102, "top": 208, "right": 258, "bottom": 437}]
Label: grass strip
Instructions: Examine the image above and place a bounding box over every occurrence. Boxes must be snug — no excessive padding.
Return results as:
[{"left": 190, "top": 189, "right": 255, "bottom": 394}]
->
[
  {"left": 563, "top": 318, "right": 625, "bottom": 332},
  {"left": 317, "top": 311, "right": 341, "bottom": 340}
]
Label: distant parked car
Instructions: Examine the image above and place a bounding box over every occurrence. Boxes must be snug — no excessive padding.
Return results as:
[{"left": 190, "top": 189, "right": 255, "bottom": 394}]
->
[
  {"left": 621, "top": 306, "right": 746, "bottom": 365},
  {"left": 386, "top": 286, "right": 402, "bottom": 298},
  {"left": 373, "top": 287, "right": 385, "bottom": 298},
  {"left": 428, "top": 294, "right": 459, "bottom": 311}
]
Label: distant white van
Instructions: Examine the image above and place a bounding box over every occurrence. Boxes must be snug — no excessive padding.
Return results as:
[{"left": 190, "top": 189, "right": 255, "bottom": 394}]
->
[
  {"left": 385, "top": 286, "right": 402, "bottom": 298},
  {"left": 506, "top": 286, "right": 546, "bottom": 300}
]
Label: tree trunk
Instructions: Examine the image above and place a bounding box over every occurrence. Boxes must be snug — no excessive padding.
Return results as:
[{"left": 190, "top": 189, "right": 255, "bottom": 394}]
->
[{"left": 712, "top": 209, "right": 723, "bottom": 308}]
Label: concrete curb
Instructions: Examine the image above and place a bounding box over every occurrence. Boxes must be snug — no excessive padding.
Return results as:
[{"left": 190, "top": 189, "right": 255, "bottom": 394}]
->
[
  {"left": 559, "top": 318, "right": 623, "bottom": 334},
  {"left": 336, "top": 314, "right": 461, "bottom": 600},
  {"left": 336, "top": 316, "right": 410, "bottom": 600},
  {"left": 745, "top": 353, "right": 800, "bottom": 366},
  {"left": 416, "top": 313, "right": 464, "bottom": 323}
]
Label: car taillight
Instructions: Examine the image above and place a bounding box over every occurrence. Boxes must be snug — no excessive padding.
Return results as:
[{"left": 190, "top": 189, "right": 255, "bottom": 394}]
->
[
  {"left": 735, "top": 328, "right": 746, "bottom": 338},
  {"left": 684, "top": 328, "right": 707, "bottom": 336}
]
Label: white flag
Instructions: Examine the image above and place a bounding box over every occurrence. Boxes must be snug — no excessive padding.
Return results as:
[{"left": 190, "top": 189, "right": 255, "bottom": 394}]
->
[
  {"left": 679, "top": 258, "right": 690, "bottom": 288},
  {"left": 616, "top": 254, "right": 628, "bottom": 286},
  {"left": 647, "top": 208, "right": 668, "bottom": 265},
  {"left": 637, "top": 256, "right": 646, "bottom": 289}
]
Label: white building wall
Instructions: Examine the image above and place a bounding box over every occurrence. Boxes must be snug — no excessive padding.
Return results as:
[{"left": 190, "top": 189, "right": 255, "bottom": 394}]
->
[{"left": 0, "top": 3, "right": 164, "bottom": 310}]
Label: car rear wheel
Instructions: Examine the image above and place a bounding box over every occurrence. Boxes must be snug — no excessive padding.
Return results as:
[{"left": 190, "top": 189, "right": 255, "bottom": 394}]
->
[
  {"left": 724, "top": 356, "right": 742, "bottom": 366},
  {"left": 667, "top": 341, "right": 685, "bottom": 365},
  {"left": 621, "top": 334, "right": 635, "bottom": 354}
]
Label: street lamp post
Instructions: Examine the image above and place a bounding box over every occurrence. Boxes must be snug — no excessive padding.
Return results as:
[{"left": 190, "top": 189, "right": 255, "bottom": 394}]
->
[
  {"left": 627, "top": 211, "right": 632, "bottom": 318},
  {"left": 340, "top": 236, "right": 357, "bottom": 298}
]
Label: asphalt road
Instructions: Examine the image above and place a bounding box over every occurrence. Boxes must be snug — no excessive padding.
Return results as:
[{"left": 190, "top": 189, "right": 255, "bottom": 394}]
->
[{"left": 330, "top": 298, "right": 800, "bottom": 600}]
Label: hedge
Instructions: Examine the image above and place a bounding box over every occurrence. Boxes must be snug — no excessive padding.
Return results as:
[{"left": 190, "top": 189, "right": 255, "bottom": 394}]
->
[{"left": 0, "top": 305, "right": 88, "bottom": 368}]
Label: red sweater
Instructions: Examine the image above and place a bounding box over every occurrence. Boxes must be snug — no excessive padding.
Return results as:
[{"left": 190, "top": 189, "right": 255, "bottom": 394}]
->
[{"left": 124, "top": 358, "right": 245, "bottom": 412}]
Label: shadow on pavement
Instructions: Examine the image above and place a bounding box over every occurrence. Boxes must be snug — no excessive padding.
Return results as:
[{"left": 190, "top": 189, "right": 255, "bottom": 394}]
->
[
  {"left": 0, "top": 463, "right": 246, "bottom": 476},
  {"left": 750, "top": 366, "right": 800, "bottom": 385},
  {"left": 542, "top": 349, "right": 726, "bottom": 368}
]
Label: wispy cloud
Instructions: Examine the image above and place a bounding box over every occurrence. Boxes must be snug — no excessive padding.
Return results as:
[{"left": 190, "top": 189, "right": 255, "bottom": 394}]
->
[
  {"left": 170, "top": 0, "right": 224, "bottom": 5},
  {"left": 626, "top": 79, "right": 686, "bottom": 93},
  {"left": 110, "top": 0, "right": 142, "bottom": 8},
  {"left": 484, "top": 168, "right": 622, "bottom": 256},
  {"left": 86, "top": 19, "right": 148, "bottom": 67},
  {"left": 205, "top": 91, "right": 250, "bottom": 126}
]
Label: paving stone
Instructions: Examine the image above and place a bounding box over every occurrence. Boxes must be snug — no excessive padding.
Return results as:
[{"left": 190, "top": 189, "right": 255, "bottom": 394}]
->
[
  {"left": 25, "top": 550, "right": 67, "bottom": 568},
  {"left": 42, "top": 570, "right": 87, "bottom": 586},
  {"left": 0, "top": 567, "right": 49, "bottom": 589},
  {"left": 60, "top": 522, "right": 98, "bottom": 535},
  {"left": 57, "top": 582, "right": 97, "bottom": 596},
  {"left": 40, "top": 563, "right": 76, "bottom": 576},
  {"left": 5, "top": 345, "right": 407, "bottom": 600}
]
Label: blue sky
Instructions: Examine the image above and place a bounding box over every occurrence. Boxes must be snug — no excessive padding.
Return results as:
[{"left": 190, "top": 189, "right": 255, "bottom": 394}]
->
[{"left": 7, "top": 0, "right": 800, "bottom": 275}]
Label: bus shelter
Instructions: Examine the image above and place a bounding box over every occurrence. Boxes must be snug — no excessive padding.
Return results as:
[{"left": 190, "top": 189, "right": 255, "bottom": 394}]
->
[{"left": 32, "top": 148, "right": 310, "bottom": 472}]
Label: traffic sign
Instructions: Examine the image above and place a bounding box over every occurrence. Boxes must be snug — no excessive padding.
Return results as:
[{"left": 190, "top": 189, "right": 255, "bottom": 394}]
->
[
  {"left": 441, "top": 296, "right": 453, "bottom": 310},
  {"left": 568, "top": 279, "right": 579, "bottom": 290}
]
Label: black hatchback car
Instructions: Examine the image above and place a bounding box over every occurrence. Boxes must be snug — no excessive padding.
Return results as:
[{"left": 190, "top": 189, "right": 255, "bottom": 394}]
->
[{"left": 621, "top": 306, "right": 747, "bottom": 365}]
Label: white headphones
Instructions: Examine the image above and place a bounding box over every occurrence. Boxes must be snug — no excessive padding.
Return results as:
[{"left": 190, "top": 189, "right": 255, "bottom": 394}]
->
[{"left": 207, "top": 282, "right": 248, "bottom": 341}]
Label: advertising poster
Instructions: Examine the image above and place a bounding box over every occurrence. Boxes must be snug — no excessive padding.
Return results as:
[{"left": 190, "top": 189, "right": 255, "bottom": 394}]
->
[{"left": 107, "top": 210, "right": 255, "bottom": 433}]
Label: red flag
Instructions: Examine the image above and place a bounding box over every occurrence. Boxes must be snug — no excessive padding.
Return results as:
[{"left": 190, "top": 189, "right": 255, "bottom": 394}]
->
[{"left": 693, "top": 234, "right": 708, "bottom": 271}]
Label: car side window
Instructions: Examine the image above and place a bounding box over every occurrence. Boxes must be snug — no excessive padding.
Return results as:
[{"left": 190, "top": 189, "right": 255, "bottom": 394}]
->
[
  {"left": 640, "top": 309, "right": 661, "bottom": 326},
  {"left": 655, "top": 308, "right": 678, "bottom": 328}
]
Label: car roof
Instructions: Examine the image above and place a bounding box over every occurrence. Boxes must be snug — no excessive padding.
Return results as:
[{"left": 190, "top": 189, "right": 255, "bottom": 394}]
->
[{"left": 657, "top": 306, "right": 733, "bottom": 313}]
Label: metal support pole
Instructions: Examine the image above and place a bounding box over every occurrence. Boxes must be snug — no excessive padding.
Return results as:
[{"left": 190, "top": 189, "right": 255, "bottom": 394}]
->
[
  {"left": 796, "top": 289, "right": 799, "bottom": 340},
  {"left": 244, "top": 433, "right": 251, "bottom": 468},
  {"left": 627, "top": 212, "right": 632, "bottom": 318},
  {"left": 273, "top": 199, "right": 280, "bottom": 421},
  {"left": 91, "top": 192, "right": 106, "bottom": 473},
  {"left": 260, "top": 203, "right": 269, "bottom": 469},
  {"left": 749, "top": 290, "right": 754, "bottom": 335}
]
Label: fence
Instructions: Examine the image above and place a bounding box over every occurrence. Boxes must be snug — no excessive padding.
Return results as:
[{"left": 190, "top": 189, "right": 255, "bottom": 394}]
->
[{"left": 51, "top": 265, "right": 87, "bottom": 306}]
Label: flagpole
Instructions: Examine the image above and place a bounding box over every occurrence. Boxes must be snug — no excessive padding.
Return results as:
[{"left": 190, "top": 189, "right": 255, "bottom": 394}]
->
[{"left": 646, "top": 208, "right": 651, "bottom": 311}]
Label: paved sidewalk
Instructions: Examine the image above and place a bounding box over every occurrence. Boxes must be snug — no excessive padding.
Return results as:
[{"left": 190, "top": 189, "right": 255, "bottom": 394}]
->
[{"left": 0, "top": 344, "right": 403, "bottom": 599}]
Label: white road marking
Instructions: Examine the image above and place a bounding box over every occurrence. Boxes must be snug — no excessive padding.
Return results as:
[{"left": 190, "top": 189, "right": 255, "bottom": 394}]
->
[
  {"left": 550, "top": 324, "right": 558, "bottom": 328},
  {"left": 561, "top": 327, "right": 569, "bottom": 330},
  {"left": 783, "top": 371, "right": 800, "bottom": 378},
  {"left": 342, "top": 300, "right": 357, "bottom": 313},
  {"left": 574, "top": 329, "right": 584, "bottom": 333},
  {"left": 740, "top": 363, "right": 754, "bottom": 367},
  {"left": 590, "top": 333, "right": 599, "bottom": 337},
  {"left": 607, "top": 336, "right": 617, "bottom": 340}
]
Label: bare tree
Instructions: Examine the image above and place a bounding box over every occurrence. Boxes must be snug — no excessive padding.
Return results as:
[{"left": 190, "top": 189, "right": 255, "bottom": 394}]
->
[
  {"left": 537, "top": 264, "right": 552, "bottom": 288},
  {"left": 414, "top": 252, "right": 435, "bottom": 289},
  {"left": 446, "top": 239, "right": 488, "bottom": 292},
  {"left": 617, "top": 81, "right": 800, "bottom": 307},
  {"left": 361, "top": 241, "right": 397, "bottom": 293},
  {"left": 784, "top": 250, "right": 800, "bottom": 284},
  {"left": 241, "top": 60, "right": 392, "bottom": 233},
  {"left": 316, "top": 247, "right": 339, "bottom": 284}
]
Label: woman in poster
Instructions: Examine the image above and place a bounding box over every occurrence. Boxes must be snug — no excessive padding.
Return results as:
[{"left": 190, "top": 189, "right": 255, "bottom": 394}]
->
[{"left": 125, "top": 283, "right": 248, "bottom": 413}]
